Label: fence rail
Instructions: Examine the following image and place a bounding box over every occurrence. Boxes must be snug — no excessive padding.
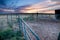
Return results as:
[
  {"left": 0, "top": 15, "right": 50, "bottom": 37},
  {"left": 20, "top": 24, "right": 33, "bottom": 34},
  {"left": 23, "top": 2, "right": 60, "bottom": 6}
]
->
[
  {"left": 0, "top": 14, "right": 59, "bottom": 40},
  {"left": 17, "top": 15, "right": 40, "bottom": 40}
]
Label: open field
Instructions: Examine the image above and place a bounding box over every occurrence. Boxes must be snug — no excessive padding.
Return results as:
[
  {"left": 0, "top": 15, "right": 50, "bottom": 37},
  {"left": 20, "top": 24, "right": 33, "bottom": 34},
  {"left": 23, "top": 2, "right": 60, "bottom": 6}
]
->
[{"left": 26, "top": 18, "right": 60, "bottom": 40}]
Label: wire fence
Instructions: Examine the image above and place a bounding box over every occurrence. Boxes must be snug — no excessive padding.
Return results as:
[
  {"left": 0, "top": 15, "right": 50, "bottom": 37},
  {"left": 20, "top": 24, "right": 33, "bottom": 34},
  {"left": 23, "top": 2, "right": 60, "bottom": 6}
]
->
[
  {"left": 17, "top": 15, "right": 40, "bottom": 40},
  {"left": 0, "top": 13, "right": 59, "bottom": 40}
]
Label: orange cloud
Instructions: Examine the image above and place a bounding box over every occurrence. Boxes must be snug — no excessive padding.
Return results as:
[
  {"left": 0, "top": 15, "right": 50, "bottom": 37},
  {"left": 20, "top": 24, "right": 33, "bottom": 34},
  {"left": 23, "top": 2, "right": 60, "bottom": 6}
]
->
[{"left": 17, "top": 0, "right": 60, "bottom": 13}]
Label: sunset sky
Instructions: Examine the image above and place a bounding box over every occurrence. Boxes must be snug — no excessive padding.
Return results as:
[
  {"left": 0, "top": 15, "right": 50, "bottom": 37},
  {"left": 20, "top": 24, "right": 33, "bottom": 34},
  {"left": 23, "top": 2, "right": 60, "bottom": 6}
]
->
[{"left": 0, "top": 0, "right": 60, "bottom": 13}]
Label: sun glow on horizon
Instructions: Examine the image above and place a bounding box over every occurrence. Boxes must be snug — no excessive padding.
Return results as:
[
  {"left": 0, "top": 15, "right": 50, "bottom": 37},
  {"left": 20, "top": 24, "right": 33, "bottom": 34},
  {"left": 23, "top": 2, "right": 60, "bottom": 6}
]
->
[{"left": 17, "top": 0, "right": 60, "bottom": 13}]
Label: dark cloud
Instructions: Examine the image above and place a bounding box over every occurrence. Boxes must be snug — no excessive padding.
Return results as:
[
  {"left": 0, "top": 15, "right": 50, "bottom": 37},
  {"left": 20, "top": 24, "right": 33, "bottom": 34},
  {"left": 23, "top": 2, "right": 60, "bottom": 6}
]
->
[
  {"left": 52, "top": 0, "right": 60, "bottom": 2},
  {"left": 0, "top": 0, "right": 6, "bottom": 5}
]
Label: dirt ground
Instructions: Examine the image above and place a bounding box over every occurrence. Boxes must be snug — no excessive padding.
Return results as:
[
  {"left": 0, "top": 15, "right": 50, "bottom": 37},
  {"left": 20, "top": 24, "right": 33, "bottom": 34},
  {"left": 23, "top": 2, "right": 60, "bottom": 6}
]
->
[{"left": 26, "top": 19, "right": 60, "bottom": 40}]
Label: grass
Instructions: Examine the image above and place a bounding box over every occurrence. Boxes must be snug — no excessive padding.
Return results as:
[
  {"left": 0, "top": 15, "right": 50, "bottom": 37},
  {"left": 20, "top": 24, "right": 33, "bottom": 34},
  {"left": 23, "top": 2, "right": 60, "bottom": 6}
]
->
[
  {"left": 23, "top": 16, "right": 35, "bottom": 21},
  {"left": 0, "top": 27, "right": 25, "bottom": 40}
]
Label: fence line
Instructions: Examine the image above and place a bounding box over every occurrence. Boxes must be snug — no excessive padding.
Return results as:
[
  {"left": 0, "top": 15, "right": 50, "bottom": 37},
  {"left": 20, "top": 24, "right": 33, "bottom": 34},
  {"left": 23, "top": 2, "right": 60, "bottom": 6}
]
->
[{"left": 17, "top": 15, "right": 40, "bottom": 40}]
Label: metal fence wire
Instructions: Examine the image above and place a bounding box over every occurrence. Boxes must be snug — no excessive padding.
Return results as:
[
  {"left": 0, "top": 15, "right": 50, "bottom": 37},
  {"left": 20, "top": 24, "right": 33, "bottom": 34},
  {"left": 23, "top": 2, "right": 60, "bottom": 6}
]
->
[
  {"left": 17, "top": 15, "right": 40, "bottom": 40},
  {"left": 0, "top": 13, "right": 59, "bottom": 40}
]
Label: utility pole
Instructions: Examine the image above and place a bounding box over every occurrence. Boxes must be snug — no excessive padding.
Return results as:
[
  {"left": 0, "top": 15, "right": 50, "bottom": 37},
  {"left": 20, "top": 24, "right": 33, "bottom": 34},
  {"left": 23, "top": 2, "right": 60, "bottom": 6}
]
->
[
  {"left": 36, "top": 10, "right": 38, "bottom": 22},
  {"left": 58, "top": 32, "right": 60, "bottom": 40}
]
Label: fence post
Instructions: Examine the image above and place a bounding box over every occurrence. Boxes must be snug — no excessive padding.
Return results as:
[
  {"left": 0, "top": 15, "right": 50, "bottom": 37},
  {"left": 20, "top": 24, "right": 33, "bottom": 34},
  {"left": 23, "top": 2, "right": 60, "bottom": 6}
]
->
[{"left": 7, "top": 14, "right": 8, "bottom": 23}]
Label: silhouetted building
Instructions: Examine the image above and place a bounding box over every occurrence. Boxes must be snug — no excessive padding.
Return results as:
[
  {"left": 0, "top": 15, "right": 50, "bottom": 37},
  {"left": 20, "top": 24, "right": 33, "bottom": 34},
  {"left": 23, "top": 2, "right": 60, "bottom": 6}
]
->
[{"left": 55, "top": 10, "right": 60, "bottom": 20}]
